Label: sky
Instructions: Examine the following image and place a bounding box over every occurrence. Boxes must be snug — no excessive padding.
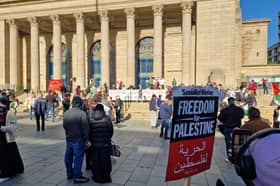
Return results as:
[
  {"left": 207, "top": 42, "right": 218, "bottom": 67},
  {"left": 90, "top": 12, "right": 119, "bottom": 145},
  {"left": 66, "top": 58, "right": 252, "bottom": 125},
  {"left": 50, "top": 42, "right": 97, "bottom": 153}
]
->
[{"left": 240, "top": 0, "right": 279, "bottom": 47}]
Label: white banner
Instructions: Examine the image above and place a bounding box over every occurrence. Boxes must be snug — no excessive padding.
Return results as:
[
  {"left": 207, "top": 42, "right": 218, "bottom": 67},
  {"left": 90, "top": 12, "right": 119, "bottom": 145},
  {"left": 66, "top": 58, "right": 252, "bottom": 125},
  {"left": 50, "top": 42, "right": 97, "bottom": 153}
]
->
[{"left": 109, "top": 89, "right": 167, "bottom": 101}]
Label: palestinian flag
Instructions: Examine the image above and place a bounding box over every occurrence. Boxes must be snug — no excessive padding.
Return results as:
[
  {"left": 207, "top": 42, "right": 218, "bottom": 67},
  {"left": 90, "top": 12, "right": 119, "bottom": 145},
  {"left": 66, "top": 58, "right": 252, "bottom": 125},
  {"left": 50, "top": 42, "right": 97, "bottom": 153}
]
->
[{"left": 272, "top": 82, "right": 280, "bottom": 105}]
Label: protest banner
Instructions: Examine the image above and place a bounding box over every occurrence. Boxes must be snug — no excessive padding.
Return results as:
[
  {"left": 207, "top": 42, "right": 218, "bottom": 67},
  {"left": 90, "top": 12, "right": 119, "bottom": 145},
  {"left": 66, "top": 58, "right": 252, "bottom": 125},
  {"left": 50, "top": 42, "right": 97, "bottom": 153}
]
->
[
  {"left": 48, "top": 79, "right": 62, "bottom": 91},
  {"left": 166, "top": 86, "right": 219, "bottom": 182},
  {"left": 109, "top": 89, "right": 166, "bottom": 101}
]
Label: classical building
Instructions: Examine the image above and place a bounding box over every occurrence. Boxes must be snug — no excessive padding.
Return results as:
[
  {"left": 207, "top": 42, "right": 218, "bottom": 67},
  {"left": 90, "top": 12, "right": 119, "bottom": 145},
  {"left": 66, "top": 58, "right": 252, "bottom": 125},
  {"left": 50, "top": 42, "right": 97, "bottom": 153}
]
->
[{"left": 0, "top": 0, "right": 275, "bottom": 91}]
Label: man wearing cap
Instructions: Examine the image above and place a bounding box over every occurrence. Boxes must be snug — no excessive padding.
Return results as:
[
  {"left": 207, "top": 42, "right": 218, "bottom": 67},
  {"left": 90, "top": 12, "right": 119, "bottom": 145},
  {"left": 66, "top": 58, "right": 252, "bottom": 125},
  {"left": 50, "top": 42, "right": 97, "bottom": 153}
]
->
[
  {"left": 63, "top": 96, "right": 89, "bottom": 184},
  {"left": 218, "top": 97, "right": 244, "bottom": 162}
]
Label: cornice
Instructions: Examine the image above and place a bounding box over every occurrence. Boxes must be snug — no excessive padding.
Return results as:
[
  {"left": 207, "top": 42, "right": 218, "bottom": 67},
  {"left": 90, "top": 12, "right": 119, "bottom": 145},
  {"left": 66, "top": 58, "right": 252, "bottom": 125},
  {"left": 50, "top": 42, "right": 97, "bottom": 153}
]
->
[
  {"left": 0, "top": 0, "right": 69, "bottom": 7},
  {"left": 0, "top": 0, "right": 201, "bottom": 19},
  {"left": 242, "top": 18, "right": 272, "bottom": 24}
]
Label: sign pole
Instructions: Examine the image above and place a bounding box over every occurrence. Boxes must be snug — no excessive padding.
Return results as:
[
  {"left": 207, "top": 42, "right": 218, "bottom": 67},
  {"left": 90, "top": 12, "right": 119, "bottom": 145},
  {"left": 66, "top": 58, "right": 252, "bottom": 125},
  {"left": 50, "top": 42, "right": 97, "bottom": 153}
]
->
[{"left": 184, "top": 178, "right": 191, "bottom": 186}]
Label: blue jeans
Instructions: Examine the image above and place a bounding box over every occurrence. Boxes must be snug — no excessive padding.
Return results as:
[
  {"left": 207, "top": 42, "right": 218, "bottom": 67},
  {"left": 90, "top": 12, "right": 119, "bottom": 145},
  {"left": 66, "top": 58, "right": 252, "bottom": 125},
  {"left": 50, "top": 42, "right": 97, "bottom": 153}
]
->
[
  {"left": 224, "top": 127, "right": 234, "bottom": 157},
  {"left": 160, "top": 119, "right": 169, "bottom": 138},
  {"left": 64, "top": 139, "right": 85, "bottom": 178},
  {"left": 45, "top": 105, "right": 54, "bottom": 121},
  {"left": 29, "top": 108, "right": 33, "bottom": 120}
]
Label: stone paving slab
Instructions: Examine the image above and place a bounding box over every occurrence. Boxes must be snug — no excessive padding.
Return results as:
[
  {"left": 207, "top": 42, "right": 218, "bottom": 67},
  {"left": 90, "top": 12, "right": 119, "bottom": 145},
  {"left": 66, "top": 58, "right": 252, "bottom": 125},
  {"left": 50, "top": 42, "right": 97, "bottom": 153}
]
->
[{"left": 1, "top": 113, "right": 245, "bottom": 186}]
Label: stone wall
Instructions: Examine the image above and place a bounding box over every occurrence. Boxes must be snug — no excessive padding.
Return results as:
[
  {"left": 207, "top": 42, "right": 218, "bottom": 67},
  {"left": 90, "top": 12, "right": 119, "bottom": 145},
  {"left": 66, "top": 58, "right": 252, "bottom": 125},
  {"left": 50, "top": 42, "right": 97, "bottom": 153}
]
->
[
  {"left": 196, "top": 0, "right": 238, "bottom": 88},
  {"left": 241, "top": 19, "right": 270, "bottom": 66}
]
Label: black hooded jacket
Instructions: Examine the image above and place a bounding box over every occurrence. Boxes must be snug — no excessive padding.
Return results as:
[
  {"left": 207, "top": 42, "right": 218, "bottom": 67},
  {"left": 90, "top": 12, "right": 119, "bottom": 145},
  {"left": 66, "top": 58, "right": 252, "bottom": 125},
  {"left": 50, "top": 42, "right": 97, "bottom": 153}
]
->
[{"left": 88, "top": 108, "right": 113, "bottom": 148}]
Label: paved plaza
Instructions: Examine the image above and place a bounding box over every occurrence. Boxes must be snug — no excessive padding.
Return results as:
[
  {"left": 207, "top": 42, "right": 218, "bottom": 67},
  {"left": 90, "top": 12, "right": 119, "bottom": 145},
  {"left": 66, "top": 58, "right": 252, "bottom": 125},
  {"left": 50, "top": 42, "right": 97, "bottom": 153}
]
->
[{"left": 1, "top": 114, "right": 245, "bottom": 186}]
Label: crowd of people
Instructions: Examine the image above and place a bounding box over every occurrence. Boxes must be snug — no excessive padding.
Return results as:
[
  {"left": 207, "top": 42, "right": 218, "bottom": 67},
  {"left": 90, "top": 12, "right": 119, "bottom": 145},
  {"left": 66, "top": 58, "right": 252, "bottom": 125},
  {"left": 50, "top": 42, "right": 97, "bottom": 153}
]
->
[
  {"left": 0, "top": 80, "right": 125, "bottom": 183},
  {"left": 1, "top": 77, "right": 280, "bottom": 184}
]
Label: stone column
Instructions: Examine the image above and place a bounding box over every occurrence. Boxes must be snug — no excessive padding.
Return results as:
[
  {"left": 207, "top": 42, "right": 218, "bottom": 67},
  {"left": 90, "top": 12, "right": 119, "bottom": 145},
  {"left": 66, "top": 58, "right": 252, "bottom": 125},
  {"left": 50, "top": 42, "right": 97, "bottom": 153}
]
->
[
  {"left": 8, "top": 19, "right": 18, "bottom": 89},
  {"left": 74, "top": 13, "right": 85, "bottom": 88},
  {"left": 125, "top": 8, "right": 135, "bottom": 87},
  {"left": 181, "top": 2, "right": 193, "bottom": 85},
  {"left": 153, "top": 5, "right": 163, "bottom": 78},
  {"left": 50, "top": 15, "right": 62, "bottom": 80},
  {"left": 28, "top": 17, "right": 40, "bottom": 91},
  {"left": 0, "top": 20, "right": 6, "bottom": 87},
  {"left": 100, "top": 10, "right": 110, "bottom": 85}
]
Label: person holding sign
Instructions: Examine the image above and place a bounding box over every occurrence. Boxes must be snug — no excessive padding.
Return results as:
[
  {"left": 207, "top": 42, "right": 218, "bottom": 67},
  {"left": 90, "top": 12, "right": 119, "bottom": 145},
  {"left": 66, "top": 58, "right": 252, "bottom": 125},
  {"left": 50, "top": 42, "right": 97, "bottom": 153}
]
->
[
  {"left": 218, "top": 97, "right": 244, "bottom": 162},
  {"left": 159, "top": 97, "right": 172, "bottom": 139}
]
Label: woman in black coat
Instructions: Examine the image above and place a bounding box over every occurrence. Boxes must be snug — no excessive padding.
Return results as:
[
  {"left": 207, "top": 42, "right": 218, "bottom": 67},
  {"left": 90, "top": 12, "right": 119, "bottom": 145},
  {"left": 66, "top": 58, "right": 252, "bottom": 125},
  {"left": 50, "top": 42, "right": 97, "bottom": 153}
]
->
[
  {"left": 0, "top": 98, "right": 24, "bottom": 183},
  {"left": 88, "top": 104, "right": 113, "bottom": 183}
]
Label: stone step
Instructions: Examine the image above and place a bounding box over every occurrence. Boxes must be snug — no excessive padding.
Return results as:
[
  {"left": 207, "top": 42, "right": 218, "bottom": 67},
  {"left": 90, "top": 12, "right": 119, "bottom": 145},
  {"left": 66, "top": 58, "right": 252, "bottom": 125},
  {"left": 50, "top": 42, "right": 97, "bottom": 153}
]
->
[
  {"left": 125, "top": 111, "right": 151, "bottom": 120},
  {"left": 125, "top": 102, "right": 151, "bottom": 120}
]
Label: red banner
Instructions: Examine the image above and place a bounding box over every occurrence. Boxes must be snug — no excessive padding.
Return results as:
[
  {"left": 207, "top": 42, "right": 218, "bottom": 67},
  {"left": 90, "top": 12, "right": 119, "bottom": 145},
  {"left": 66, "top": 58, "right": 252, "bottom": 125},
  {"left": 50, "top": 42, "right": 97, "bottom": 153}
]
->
[
  {"left": 165, "top": 87, "right": 219, "bottom": 182},
  {"left": 48, "top": 80, "right": 62, "bottom": 91}
]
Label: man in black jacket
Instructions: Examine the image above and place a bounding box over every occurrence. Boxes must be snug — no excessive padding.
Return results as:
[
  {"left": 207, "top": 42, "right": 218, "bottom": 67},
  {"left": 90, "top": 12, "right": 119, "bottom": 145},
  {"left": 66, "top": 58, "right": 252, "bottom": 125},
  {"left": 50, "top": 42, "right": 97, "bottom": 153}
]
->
[
  {"left": 218, "top": 97, "right": 244, "bottom": 162},
  {"left": 63, "top": 96, "right": 89, "bottom": 184}
]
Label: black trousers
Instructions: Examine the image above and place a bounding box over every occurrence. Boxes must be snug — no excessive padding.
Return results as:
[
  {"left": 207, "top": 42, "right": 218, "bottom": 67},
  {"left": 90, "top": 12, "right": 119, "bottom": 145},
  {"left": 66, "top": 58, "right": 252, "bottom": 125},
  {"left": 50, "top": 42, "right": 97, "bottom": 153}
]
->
[
  {"left": 36, "top": 113, "right": 45, "bottom": 131},
  {"left": 273, "top": 121, "right": 280, "bottom": 128},
  {"left": 116, "top": 109, "right": 121, "bottom": 123},
  {"left": 85, "top": 146, "right": 93, "bottom": 168},
  {"left": 263, "top": 86, "right": 268, "bottom": 95},
  {"left": 0, "top": 142, "right": 24, "bottom": 178},
  {"left": 91, "top": 147, "right": 112, "bottom": 183}
]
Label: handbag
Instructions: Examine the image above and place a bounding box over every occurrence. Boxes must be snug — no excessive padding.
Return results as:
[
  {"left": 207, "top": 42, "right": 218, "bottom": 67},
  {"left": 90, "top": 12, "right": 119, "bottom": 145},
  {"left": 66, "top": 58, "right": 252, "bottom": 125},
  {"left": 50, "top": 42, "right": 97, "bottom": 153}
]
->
[{"left": 111, "top": 140, "right": 121, "bottom": 157}]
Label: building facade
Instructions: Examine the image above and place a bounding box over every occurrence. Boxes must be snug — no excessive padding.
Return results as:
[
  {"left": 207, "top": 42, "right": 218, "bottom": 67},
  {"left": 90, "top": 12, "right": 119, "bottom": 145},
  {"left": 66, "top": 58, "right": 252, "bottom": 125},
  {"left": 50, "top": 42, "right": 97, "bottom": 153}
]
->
[
  {"left": 268, "top": 12, "right": 280, "bottom": 64},
  {"left": 268, "top": 43, "right": 280, "bottom": 64},
  {"left": 0, "top": 0, "right": 274, "bottom": 91}
]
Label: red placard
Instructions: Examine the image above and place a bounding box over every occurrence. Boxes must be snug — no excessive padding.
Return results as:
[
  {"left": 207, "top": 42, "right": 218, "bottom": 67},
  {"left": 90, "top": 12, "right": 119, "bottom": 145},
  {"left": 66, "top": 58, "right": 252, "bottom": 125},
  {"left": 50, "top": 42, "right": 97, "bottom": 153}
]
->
[
  {"left": 166, "top": 136, "right": 214, "bottom": 181},
  {"left": 48, "top": 80, "right": 62, "bottom": 91},
  {"left": 165, "top": 87, "right": 219, "bottom": 182}
]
